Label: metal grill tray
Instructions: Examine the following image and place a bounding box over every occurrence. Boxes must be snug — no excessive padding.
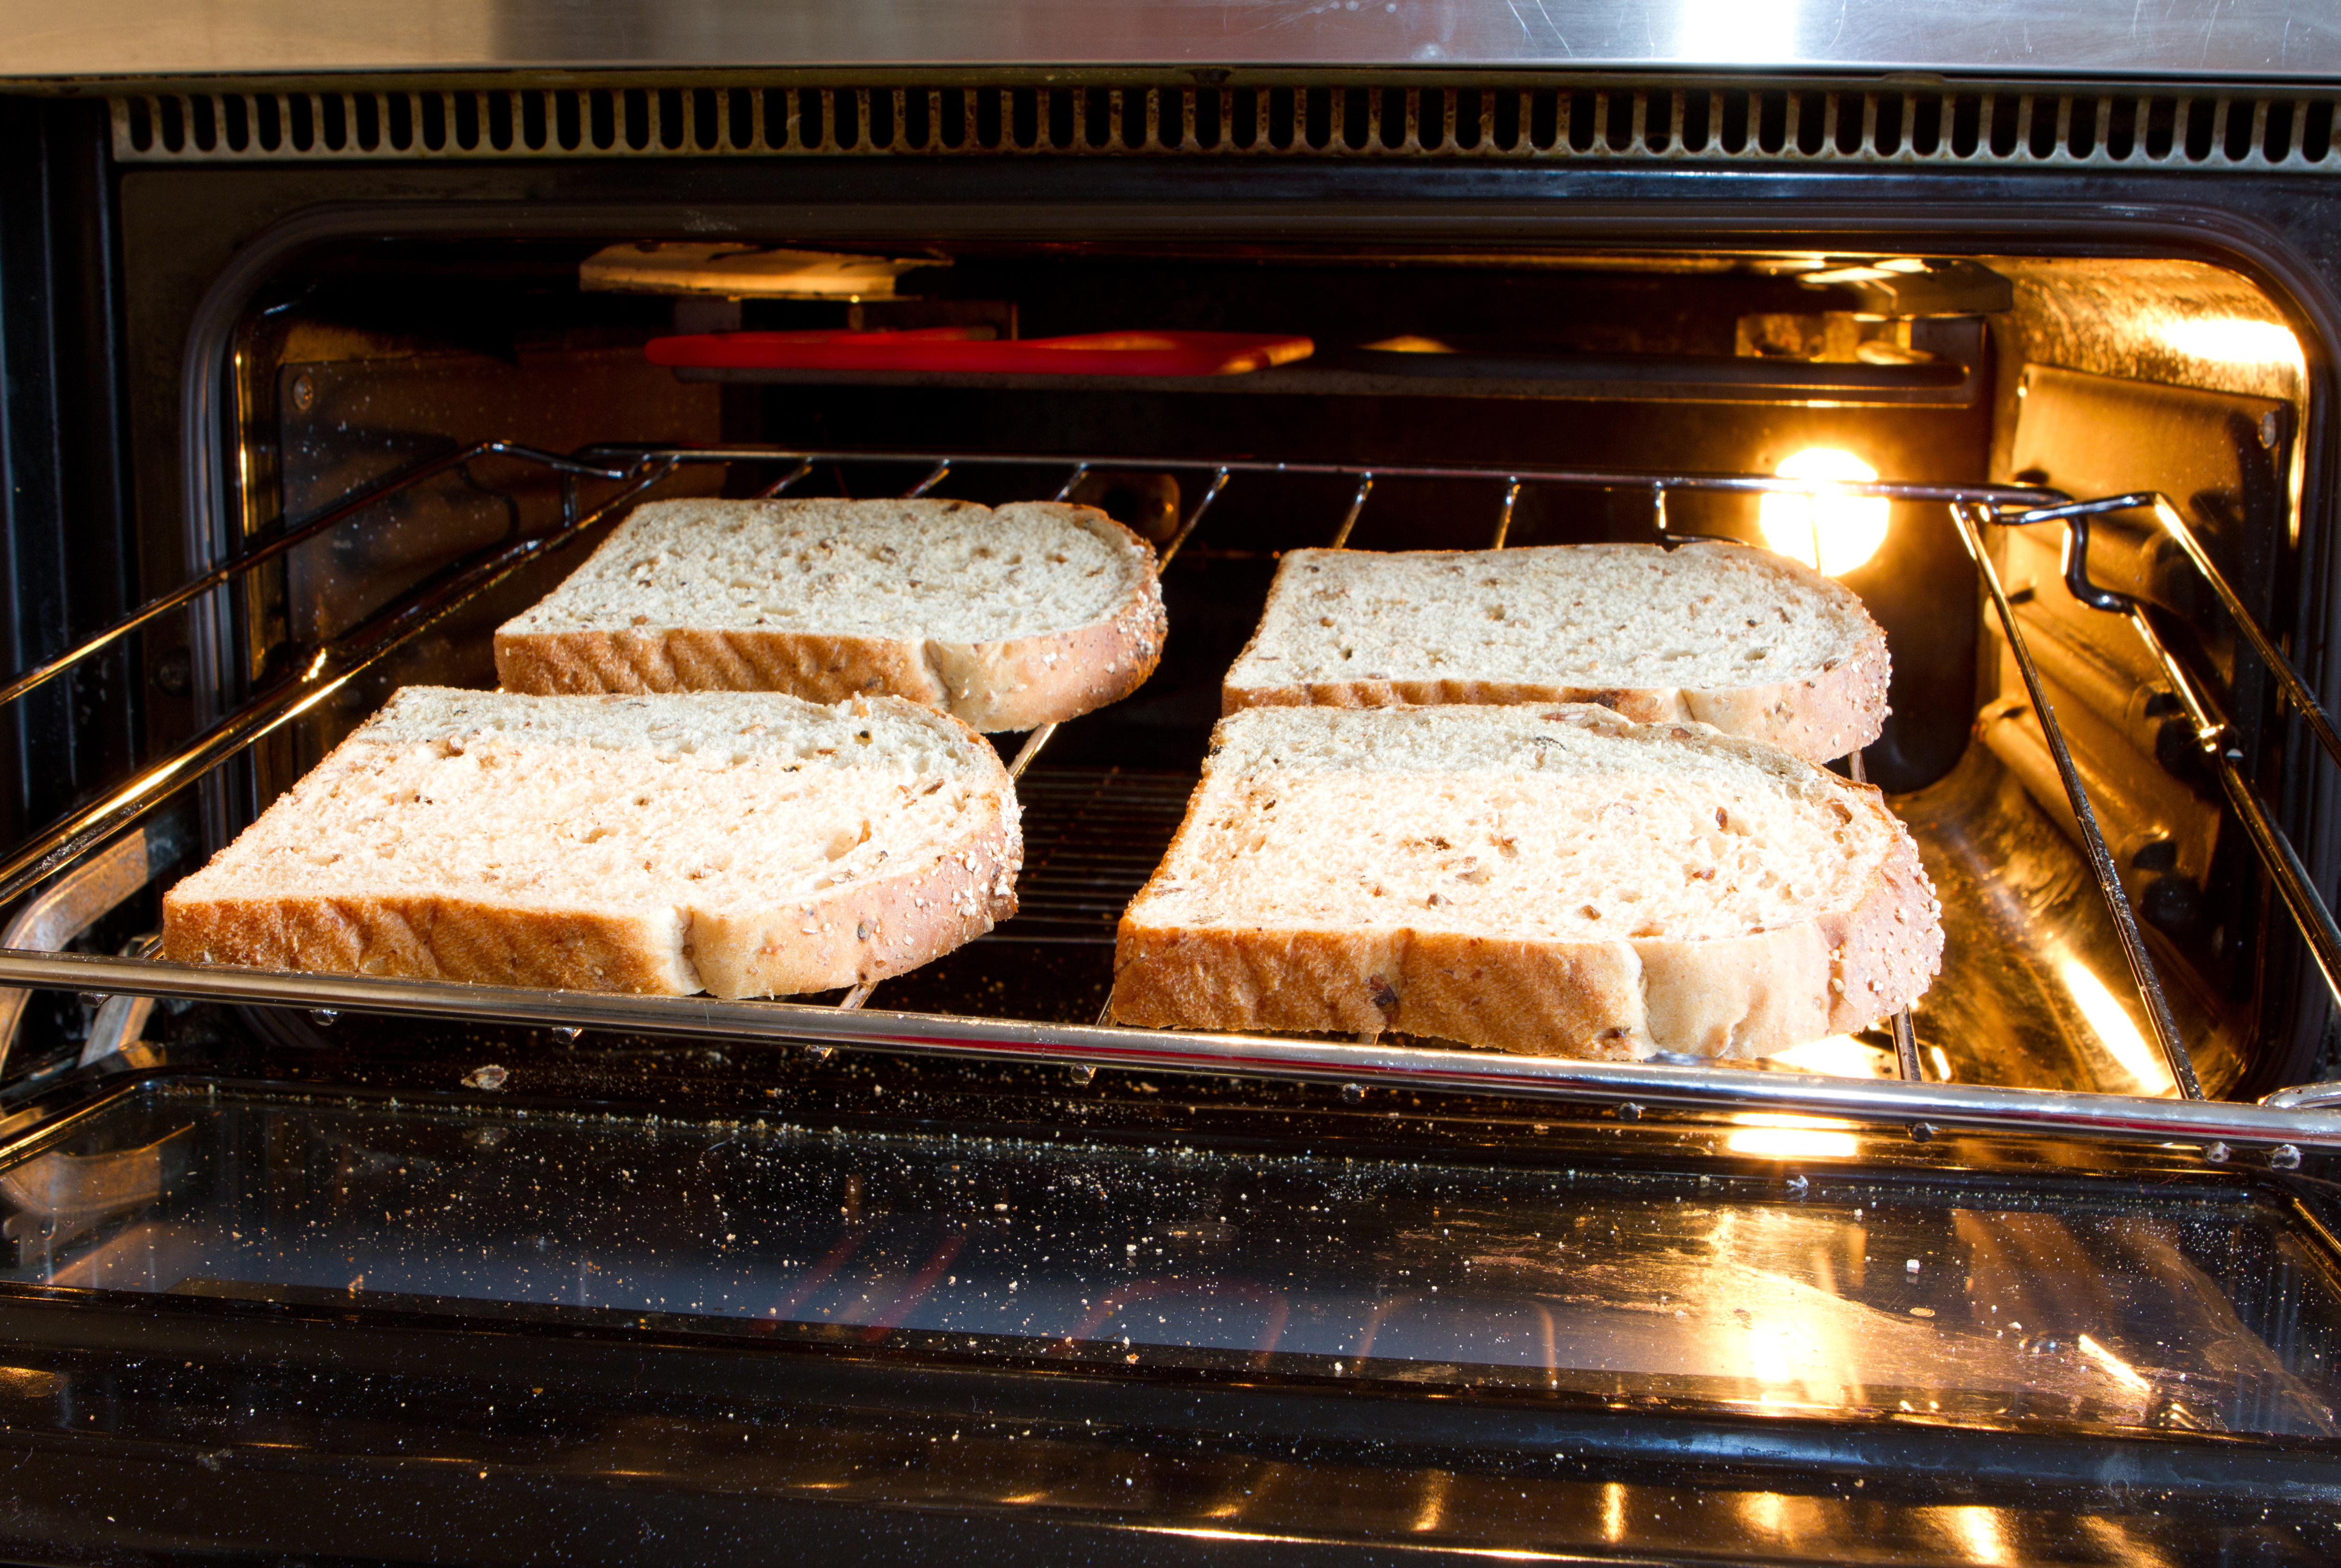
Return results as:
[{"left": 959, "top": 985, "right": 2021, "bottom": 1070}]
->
[{"left": 4, "top": 442, "right": 2340, "bottom": 1155}]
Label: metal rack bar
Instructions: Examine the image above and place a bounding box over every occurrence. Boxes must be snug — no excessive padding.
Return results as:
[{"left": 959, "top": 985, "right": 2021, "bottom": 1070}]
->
[
  {"left": 1950, "top": 502, "right": 2203, "bottom": 1099},
  {"left": 752, "top": 458, "right": 816, "bottom": 498},
  {"left": 1490, "top": 478, "right": 1522, "bottom": 549},
  {"left": 576, "top": 445, "right": 2058, "bottom": 510},
  {"left": 2010, "top": 499, "right": 2341, "bottom": 1015},
  {"left": 0, "top": 442, "right": 633, "bottom": 712},
  {"left": 0, "top": 457, "right": 675, "bottom": 912},
  {"left": 5, "top": 946, "right": 2333, "bottom": 1153},
  {"left": 1156, "top": 467, "right": 1232, "bottom": 570},
  {"left": 1327, "top": 473, "right": 1374, "bottom": 548},
  {"left": 2012, "top": 491, "right": 2341, "bottom": 771},
  {"left": 2130, "top": 606, "right": 2341, "bottom": 1005}
]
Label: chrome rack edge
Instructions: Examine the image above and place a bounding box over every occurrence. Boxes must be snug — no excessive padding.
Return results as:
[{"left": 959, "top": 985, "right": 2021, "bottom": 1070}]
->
[{"left": 3, "top": 949, "right": 2334, "bottom": 1153}]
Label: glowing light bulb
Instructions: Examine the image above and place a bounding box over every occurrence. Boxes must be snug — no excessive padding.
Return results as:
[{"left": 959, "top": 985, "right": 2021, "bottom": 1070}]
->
[{"left": 1758, "top": 448, "right": 1889, "bottom": 576}]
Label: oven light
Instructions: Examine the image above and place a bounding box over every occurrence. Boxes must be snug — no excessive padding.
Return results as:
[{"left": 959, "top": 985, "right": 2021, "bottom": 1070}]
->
[
  {"left": 2157, "top": 317, "right": 2305, "bottom": 371},
  {"left": 1725, "top": 1113, "right": 1859, "bottom": 1159},
  {"left": 1758, "top": 449, "right": 1889, "bottom": 576},
  {"left": 2056, "top": 958, "right": 2176, "bottom": 1095}
]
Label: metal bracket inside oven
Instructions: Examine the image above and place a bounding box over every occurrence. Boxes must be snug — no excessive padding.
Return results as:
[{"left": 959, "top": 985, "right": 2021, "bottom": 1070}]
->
[{"left": 1993, "top": 492, "right": 2341, "bottom": 1044}]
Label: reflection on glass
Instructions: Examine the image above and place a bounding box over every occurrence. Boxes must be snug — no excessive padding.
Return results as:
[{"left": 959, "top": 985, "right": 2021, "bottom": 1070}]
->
[
  {"left": 1, "top": 1085, "right": 2336, "bottom": 1440},
  {"left": 2077, "top": 1333, "right": 2151, "bottom": 1394}
]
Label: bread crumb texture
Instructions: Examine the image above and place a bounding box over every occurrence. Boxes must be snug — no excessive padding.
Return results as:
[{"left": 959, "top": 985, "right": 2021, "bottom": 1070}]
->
[
  {"left": 495, "top": 497, "right": 1166, "bottom": 731},
  {"left": 161, "top": 687, "right": 1021, "bottom": 997},
  {"left": 1110, "top": 704, "right": 1939, "bottom": 1061},
  {"left": 1223, "top": 542, "right": 1888, "bottom": 761}
]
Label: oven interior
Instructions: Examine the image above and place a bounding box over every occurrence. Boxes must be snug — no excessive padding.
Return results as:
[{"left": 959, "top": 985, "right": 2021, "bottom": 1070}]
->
[
  {"left": 122, "top": 235, "right": 2318, "bottom": 1104},
  {"left": 2, "top": 217, "right": 2340, "bottom": 1513}
]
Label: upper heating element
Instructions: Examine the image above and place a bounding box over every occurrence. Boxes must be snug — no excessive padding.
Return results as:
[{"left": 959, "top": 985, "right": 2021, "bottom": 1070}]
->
[{"left": 109, "top": 80, "right": 2341, "bottom": 174}]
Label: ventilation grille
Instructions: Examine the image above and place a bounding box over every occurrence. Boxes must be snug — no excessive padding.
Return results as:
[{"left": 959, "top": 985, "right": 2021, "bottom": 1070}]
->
[{"left": 113, "top": 81, "right": 2341, "bottom": 171}]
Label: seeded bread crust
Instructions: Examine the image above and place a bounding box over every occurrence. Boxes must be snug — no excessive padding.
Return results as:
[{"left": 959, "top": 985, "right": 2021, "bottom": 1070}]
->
[
  {"left": 161, "top": 811, "right": 1020, "bottom": 998},
  {"left": 495, "top": 500, "right": 1167, "bottom": 732},
  {"left": 1222, "top": 544, "right": 1890, "bottom": 764},
  {"left": 161, "top": 690, "right": 1021, "bottom": 998},
  {"left": 1108, "top": 705, "right": 1940, "bottom": 1060}
]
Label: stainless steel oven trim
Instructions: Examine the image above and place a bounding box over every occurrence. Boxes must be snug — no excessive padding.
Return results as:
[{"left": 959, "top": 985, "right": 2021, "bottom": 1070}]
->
[
  {"left": 4, "top": 946, "right": 2336, "bottom": 1156},
  {"left": 3, "top": 1, "right": 2338, "bottom": 82}
]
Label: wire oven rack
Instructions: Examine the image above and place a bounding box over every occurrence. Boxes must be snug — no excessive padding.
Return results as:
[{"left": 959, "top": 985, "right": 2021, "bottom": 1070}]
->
[{"left": 3, "top": 441, "right": 2341, "bottom": 1156}]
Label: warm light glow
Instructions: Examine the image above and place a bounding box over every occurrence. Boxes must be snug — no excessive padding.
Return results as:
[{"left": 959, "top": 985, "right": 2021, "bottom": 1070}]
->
[
  {"left": 1600, "top": 1481, "right": 1627, "bottom": 1545},
  {"left": 2077, "top": 1333, "right": 2152, "bottom": 1394},
  {"left": 1362, "top": 335, "right": 1454, "bottom": 354},
  {"left": 1935, "top": 1505, "right": 2015, "bottom": 1567},
  {"left": 1759, "top": 449, "right": 1889, "bottom": 575},
  {"left": 1725, "top": 1113, "right": 1859, "bottom": 1159},
  {"left": 1768, "top": 1034, "right": 1885, "bottom": 1078},
  {"left": 1927, "top": 1045, "right": 1953, "bottom": 1082},
  {"left": 2057, "top": 958, "right": 2176, "bottom": 1095},
  {"left": 2158, "top": 317, "right": 2305, "bottom": 371}
]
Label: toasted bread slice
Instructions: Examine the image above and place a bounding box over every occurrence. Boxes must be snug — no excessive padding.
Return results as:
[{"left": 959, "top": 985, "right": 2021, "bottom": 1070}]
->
[
  {"left": 1222, "top": 542, "right": 1888, "bottom": 762},
  {"left": 496, "top": 497, "right": 1166, "bottom": 732},
  {"left": 1109, "top": 704, "right": 1939, "bottom": 1060},
  {"left": 162, "top": 687, "right": 1020, "bottom": 997}
]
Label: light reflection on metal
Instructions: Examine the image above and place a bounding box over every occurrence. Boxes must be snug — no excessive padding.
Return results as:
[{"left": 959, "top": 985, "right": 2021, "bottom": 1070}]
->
[
  {"left": 1725, "top": 1113, "right": 1859, "bottom": 1159},
  {"left": 1766, "top": 1035, "right": 1882, "bottom": 1079},
  {"left": 2156, "top": 317, "right": 2305, "bottom": 371},
  {"left": 1490, "top": 478, "right": 1522, "bottom": 549},
  {"left": 1759, "top": 448, "right": 1888, "bottom": 575},
  {"left": 1600, "top": 1481, "right": 1627, "bottom": 1545},
  {"left": 1410, "top": 1470, "right": 1451, "bottom": 1534},
  {"left": 1671, "top": 0, "right": 1804, "bottom": 66},
  {"left": 1927, "top": 1045, "right": 1953, "bottom": 1082},
  {"left": 2058, "top": 958, "right": 2176, "bottom": 1096},
  {"left": 1937, "top": 1505, "right": 2016, "bottom": 1567}
]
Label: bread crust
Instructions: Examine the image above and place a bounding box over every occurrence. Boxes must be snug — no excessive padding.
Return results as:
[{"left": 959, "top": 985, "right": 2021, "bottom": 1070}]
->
[
  {"left": 1222, "top": 544, "right": 1889, "bottom": 764},
  {"left": 1108, "top": 706, "right": 1941, "bottom": 1061},
  {"left": 160, "top": 695, "right": 1023, "bottom": 998},
  {"left": 495, "top": 503, "right": 1166, "bottom": 733}
]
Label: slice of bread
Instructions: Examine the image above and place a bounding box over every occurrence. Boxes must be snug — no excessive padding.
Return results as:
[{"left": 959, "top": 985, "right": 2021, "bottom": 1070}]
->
[
  {"left": 1222, "top": 542, "right": 1889, "bottom": 762},
  {"left": 1109, "top": 704, "right": 1940, "bottom": 1060},
  {"left": 161, "top": 687, "right": 1020, "bottom": 998},
  {"left": 495, "top": 497, "right": 1166, "bottom": 732}
]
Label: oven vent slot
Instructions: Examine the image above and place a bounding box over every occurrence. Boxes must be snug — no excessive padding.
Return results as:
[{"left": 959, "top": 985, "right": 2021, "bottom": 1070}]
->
[{"left": 109, "top": 82, "right": 2341, "bottom": 173}]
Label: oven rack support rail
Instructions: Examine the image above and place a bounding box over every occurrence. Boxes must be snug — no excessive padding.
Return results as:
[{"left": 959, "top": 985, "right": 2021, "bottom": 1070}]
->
[{"left": 0, "top": 442, "right": 2336, "bottom": 1150}]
